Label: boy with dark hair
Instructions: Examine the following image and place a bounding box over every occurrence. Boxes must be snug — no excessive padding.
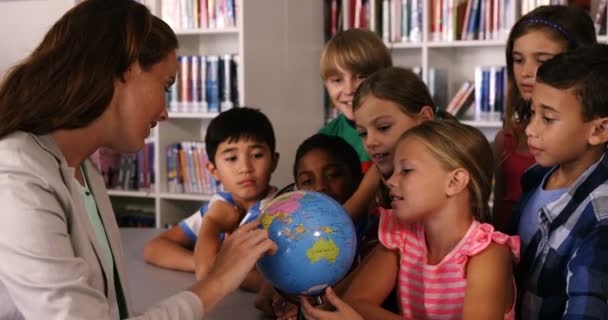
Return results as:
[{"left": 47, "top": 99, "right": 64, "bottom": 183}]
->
[
  {"left": 144, "top": 107, "right": 279, "bottom": 292},
  {"left": 511, "top": 44, "right": 608, "bottom": 319}
]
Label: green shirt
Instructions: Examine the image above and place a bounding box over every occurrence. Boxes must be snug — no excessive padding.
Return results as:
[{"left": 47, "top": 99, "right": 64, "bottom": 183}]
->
[{"left": 319, "top": 113, "right": 371, "bottom": 164}]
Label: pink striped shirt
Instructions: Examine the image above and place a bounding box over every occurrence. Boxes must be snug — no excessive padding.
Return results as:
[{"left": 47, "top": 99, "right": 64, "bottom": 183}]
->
[{"left": 379, "top": 209, "right": 520, "bottom": 319}]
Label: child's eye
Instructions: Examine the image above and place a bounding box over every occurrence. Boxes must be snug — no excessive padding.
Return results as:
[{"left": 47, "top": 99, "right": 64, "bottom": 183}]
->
[
  {"left": 400, "top": 168, "right": 412, "bottom": 175},
  {"left": 356, "top": 74, "right": 367, "bottom": 80},
  {"left": 542, "top": 116, "right": 555, "bottom": 123},
  {"left": 298, "top": 179, "right": 313, "bottom": 187},
  {"left": 357, "top": 130, "right": 367, "bottom": 137},
  {"left": 251, "top": 152, "right": 265, "bottom": 159},
  {"left": 378, "top": 125, "right": 391, "bottom": 132},
  {"left": 326, "top": 170, "right": 344, "bottom": 180},
  {"left": 224, "top": 156, "right": 237, "bottom": 162}
]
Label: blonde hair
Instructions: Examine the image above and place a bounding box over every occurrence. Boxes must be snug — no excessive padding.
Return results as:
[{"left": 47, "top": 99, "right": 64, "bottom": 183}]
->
[
  {"left": 400, "top": 121, "right": 494, "bottom": 222},
  {"left": 320, "top": 29, "right": 392, "bottom": 80}
]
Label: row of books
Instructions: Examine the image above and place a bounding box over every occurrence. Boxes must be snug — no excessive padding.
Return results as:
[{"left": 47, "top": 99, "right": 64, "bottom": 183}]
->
[
  {"left": 115, "top": 205, "right": 155, "bottom": 228},
  {"left": 430, "top": 0, "right": 517, "bottom": 42},
  {"left": 161, "top": 0, "right": 237, "bottom": 31},
  {"left": 167, "top": 142, "right": 223, "bottom": 195},
  {"left": 521, "top": 0, "right": 568, "bottom": 15},
  {"left": 168, "top": 54, "right": 238, "bottom": 114},
  {"left": 324, "top": 0, "right": 425, "bottom": 42},
  {"left": 324, "top": 0, "right": 606, "bottom": 43},
  {"left": 443, "top": 66, "right": 507, "bottom": 121},
  {"left": 90, "top": 143, "right": 155, "bottom": 192}
]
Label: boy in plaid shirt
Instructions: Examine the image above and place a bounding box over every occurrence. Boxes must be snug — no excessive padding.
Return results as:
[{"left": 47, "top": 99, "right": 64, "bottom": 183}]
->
[{"left": 509, "top": 44, "right": 608, "bottom": 319}]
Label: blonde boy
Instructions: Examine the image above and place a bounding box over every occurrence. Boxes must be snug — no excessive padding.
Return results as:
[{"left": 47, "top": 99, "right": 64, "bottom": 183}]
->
[{"left": 319, "top": 29, "right": 392, "bottom": 172}]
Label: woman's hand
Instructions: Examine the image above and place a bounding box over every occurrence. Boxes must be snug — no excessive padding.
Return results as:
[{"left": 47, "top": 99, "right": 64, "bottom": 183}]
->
[
  {"left": 190, "top": 221, "right": 277, "bottom": 313},
  {"left": 300, "top": 287, "right": 363, "bottom": 320}
]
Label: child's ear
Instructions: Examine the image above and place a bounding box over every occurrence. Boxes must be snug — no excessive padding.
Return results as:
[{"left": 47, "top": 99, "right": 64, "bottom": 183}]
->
[
  {"left": 417, "top": 106, "right": 434, "bottom": 122},
  {"left": 206, "top": 161, "right": 221, "bottom": 181},
  {"left": 271, "top": 152, "right": 280, "bottom": 173},
  {"left": 589, "top": 117, "right": 608, "bottom": 146},
  {"left": 446, "top": 168, "right": 470, "bottom": 197}
]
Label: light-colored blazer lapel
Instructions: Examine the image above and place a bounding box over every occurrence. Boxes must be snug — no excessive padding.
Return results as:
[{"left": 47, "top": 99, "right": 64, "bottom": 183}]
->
[
  {"left": 84, "top": 160, "right": 135, "bottom": 311},
  {"left": 32, "top": 134, "right": 133, "bottom": 315}
]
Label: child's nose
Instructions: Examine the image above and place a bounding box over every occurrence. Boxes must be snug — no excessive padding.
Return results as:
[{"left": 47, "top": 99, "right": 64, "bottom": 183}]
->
[
  {"left": 314, "top": 178, "right": 328, "bottom": 193},
  {"left": 345, "top": 78, "right": 357, "bottom": 95},
  {"left": 525, "top": 117, "right": 536, "bottom": 138},
  {"left": 365, "top": 131, "right": 379, "bottom": 149},
  {"left": 522, "top": 61, "right": 536, "bottom": 78},
  {"left": 239, "top": 158, "right": 253, "bottom": 173}
]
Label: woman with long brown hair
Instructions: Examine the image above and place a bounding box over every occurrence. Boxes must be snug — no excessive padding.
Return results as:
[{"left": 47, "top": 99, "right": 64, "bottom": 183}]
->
[{"left": 0, "top": 1, "right": 275, "bottom": 318}]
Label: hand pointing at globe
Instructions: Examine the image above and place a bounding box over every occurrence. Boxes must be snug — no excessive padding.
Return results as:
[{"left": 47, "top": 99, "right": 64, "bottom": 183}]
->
[{"left": 189, "top": 221, "right": 277, "bottom": 311}]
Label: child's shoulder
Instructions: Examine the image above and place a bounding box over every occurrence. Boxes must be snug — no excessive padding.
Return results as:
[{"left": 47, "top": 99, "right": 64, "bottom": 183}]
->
[{"left": 460, "top": 222, "right": 520, "bottom": 264}]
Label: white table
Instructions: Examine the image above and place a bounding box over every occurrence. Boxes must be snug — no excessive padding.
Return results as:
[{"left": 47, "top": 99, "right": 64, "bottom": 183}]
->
[{"left": 120, "top": 228, "right": 269, "bottom": 319}]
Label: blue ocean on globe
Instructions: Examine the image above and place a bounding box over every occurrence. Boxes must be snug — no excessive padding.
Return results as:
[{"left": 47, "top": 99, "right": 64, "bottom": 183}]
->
[{"left": 256, "top": 190, "right": 357, "bottom": 296}]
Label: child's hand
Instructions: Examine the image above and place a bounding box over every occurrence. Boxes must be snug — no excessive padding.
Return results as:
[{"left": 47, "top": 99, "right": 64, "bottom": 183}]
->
[{"left": 300, "top": 287, "right": 363, "bottom": 320}]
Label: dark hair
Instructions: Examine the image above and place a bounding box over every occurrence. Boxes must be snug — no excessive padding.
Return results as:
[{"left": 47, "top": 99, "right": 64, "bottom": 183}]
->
[
  {"left": 0, "top": 0, "right": 178, "bottom": 139},
  {"left": 536, "top": 44, "right": 608, "bottom": 121},
  {"left": 293, "top": 134, "right": 363, "bottom": 185},
  {"left": 353, "top": 67, "right": 454, "bottom": 120},
  {"left": 505, "top": 5, "right": 597, "bottom": 128},
  {"left": 400, "top": 121, "right": 494, "bottom": 222},
  {"left": 205, "top": 107, "right": 276, "bottom": 164}
]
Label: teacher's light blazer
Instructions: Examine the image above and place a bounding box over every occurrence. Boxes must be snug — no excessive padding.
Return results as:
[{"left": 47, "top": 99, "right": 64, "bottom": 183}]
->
[{"left": 0, "top": 132, "right": 203, "bottom": 319}]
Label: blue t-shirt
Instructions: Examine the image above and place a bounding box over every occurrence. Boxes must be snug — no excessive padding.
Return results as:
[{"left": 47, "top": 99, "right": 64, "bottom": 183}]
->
[
  {"left": 179, "top": 188, "right": 277, "bottom": 242},
  {"left": 518, "top": 170, "right": 567, "bottom": 254}
]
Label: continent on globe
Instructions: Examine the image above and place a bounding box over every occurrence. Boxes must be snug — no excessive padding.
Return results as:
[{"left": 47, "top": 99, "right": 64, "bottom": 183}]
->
[{"left": 306, "top": 238, "right": 339, "bottom": 263}]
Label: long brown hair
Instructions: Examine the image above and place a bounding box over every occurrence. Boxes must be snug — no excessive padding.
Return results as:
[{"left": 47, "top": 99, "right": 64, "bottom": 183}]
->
[
  {"left": 353, "top": 66, "right": 454, "bottom": 121},
  {"left": 0, "top": 0, "right": 178, "bottom": 139},
  {"left": 504, "top": 5, "right": 596, "bottom": 134}
]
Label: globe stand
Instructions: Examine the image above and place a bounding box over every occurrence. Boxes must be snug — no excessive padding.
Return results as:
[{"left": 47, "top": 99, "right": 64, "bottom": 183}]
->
[
  {"left": 297, "top": 295, "right": 324, "bottom": 320},
  {"left": 274, "top": 287, "right": 324, "bottom": 320}
]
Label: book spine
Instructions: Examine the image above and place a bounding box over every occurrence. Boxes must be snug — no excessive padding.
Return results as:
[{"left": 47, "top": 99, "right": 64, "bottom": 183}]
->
[
  {"left": 190, "top": 56, "right": 201, "bottom": 113},
  {"left": 200, "top": 55, "right": 209, "bottom": 113},
  {"left": 200, "top": 0, "right": 208, "bottom": 29},
  {"left": 382, "top": 0, "right": 390, "bottom": 42},
  {"left": 207, "top": 56, "right": 220, "bottom": 112},
  {"left": 221, "top": 54, "right": 234, "bottom": 111}
]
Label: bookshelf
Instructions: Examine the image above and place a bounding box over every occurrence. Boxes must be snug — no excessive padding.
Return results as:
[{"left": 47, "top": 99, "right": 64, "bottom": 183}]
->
[
  {"left": 101, "top": 0, "right": 325, "bottom": 228},
  {"left": 326, "top": 0, "right": 608, "bottom": 140}
]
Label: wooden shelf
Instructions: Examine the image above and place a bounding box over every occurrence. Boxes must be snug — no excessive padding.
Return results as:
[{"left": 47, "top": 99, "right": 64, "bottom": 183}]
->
[
  {"left": 174, "top": 27, "right": 238, "bottom": 36},
  {"left": 426, "top": 39, "right": 506, "bottom": 48},
  {"left": 460, "top": 120, "right": 503, "bottom": 128},
  {"left": 388, "top": 42, "right": 423, "bottom": 49},
  {"left": 168, "top": 112, "right": 219, "bottom": 119},
  {"left": 159, "top": 193, "right": 214, "bottom": 201},
  {"left": 108, "top": 189, "right": 156, "bottom": 199}
]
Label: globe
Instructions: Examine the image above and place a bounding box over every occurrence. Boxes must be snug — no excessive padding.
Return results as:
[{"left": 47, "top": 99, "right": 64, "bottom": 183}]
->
[{"left": 256, "top": 190, "right": 357, "bottom": 297}]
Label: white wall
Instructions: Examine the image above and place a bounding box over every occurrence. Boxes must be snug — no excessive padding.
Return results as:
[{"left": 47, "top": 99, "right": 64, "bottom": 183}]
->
[{"left": 0, "top": 0, "right": 73, "bottom": 76}]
